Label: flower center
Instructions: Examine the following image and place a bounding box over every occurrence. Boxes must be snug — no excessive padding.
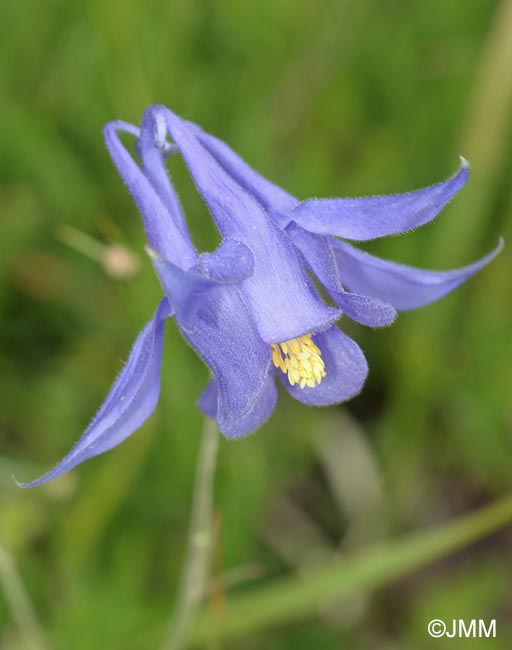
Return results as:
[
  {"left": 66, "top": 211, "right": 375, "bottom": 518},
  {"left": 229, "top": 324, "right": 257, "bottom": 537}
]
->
[{"left": 270, "top": 334, "right": 326, "bottom": 389}]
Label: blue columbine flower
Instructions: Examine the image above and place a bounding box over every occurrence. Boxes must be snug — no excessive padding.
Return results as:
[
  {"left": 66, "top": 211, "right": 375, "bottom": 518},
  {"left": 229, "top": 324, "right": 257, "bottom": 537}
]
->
[{"left": 19, "top": 105, "right": 501, "bottom": 487}]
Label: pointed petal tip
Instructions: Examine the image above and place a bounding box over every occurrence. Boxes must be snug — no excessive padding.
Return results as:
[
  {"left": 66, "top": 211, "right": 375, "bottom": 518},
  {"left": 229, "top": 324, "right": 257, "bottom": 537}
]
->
[
  {"left": 331, "top": 235, "right": 504, "bottom": 312},
  {"left": 16, "top": 299, "right": 170, "bottom": 489},
  {"left": 458, "top": 155, "right": 470, "bottom": 170},
  {"left": 480, "top": 236, "right": 505, "bottom": 265},
  {"left": 13, "top": 469, "right": 66, "bottom": 489},
  {"left": 455, "top": 156, "right": 470, "bottom": 187},
  {"left": 481, "top": 236, "right": 505, "bottom": 266},
  {"left": 14, "top": 480, "right": 38, "bottom": 489},
  {"left": 12, "top": 474, "right": 24, "bottom": 488},
  {"left": 289, "top": 157, "right": 472, "bottom": 241},
  {"left": 12, "top": 472, "right": 48, "bottom": 489},
  {"left": 144, "top": 244, "right": 160, "bottom": 261}
]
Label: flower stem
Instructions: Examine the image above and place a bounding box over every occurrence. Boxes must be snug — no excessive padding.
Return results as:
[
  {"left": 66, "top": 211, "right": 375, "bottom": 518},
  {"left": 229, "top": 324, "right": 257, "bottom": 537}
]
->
[
  {"left": 54, "top": 224, "right": 106, "bottom": 263},
  {"left": 0, "top": 545, "right": 50, "bottom": 650},
  {"left": 161, "top": 417, "right": 219, "bottom": 650}
]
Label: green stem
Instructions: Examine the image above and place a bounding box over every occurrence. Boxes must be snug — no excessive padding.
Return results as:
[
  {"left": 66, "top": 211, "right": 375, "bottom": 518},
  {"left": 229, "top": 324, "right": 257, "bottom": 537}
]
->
[
  {"left": 54, "top": 224, "right": 106, "bottom": 263},
  {"left": 0, "top": 545, "right": 50, "bottom": 650},
  {"left": 161, "top": 417, "right": 219, "bottom": 650}
]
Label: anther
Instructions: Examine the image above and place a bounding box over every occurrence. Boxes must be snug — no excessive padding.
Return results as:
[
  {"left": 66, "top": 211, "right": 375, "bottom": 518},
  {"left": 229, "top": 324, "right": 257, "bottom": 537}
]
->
[{"left": 270, "top": 334, "right": 325, "bottom": 389}]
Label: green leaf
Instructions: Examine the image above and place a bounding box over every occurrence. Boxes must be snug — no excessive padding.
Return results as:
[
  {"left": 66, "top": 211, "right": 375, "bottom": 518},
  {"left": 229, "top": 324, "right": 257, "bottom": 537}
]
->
[{"left": 190, "top": 495, "right": 512, "bottom": 644}]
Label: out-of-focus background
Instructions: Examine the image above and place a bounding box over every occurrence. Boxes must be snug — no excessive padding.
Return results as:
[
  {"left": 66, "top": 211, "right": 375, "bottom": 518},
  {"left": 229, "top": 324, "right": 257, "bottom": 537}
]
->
[{"left": 1, "top": 0, "right": 511, "bottom": 648}]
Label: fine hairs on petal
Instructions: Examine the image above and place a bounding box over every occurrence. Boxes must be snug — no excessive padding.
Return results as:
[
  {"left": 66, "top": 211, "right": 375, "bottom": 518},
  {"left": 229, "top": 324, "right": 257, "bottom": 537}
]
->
[
  {"left": 17, "top": 104, "right": 502, "bottom": 486},
  {"left": 288, "top": 157, "right": 470, "bottom": 241}
]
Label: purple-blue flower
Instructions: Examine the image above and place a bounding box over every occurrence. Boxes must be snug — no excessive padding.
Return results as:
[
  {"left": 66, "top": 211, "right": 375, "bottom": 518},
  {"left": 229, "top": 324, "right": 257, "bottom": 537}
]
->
[{"left": 19, "top": 105, "right": 501, "bottom": 487}]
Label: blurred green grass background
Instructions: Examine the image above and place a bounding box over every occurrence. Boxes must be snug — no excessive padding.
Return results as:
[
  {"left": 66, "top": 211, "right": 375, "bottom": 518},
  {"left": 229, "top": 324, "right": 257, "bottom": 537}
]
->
[{"left": 1, "top": 0, "right": 511, "bottom": 647}]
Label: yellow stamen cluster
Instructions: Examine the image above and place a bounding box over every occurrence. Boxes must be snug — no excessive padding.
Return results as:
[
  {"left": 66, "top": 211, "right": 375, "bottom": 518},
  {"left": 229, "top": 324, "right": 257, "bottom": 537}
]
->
[{"left": 270, "top": 334, "right": 326, "bottom": 389}]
